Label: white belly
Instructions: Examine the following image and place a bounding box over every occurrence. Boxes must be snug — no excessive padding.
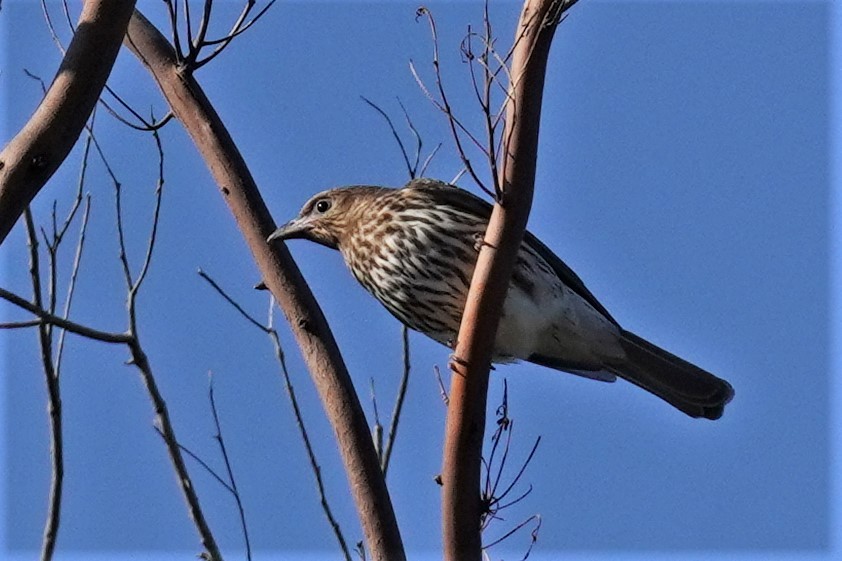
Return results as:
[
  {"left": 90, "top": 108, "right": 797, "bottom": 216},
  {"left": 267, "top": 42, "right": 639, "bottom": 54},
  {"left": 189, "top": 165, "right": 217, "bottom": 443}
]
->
[{"left": 495, "top": 276, "right": 624, "bottom": 369}]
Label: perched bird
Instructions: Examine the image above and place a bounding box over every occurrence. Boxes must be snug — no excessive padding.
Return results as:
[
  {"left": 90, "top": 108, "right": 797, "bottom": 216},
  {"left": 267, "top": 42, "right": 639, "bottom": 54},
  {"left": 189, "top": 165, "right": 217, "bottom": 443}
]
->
[{"left": 268, "top": 178, "right": 734, "bottom": 419}]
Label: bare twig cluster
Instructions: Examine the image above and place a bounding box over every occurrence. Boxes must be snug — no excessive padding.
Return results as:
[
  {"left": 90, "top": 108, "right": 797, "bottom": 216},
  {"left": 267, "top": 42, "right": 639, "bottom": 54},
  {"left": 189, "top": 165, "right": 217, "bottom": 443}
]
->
[
  {"left": 479, "top": 381, "right": 542, "bottom": 558},
  {"left": 162, "top": 0, "right": 276, "bottom": 71},
  {"left": 0, "top": 123, "right": 223, "bottom": 560},
  {"left": 410, "top": 3, "right": 518, "bottom": 198}
]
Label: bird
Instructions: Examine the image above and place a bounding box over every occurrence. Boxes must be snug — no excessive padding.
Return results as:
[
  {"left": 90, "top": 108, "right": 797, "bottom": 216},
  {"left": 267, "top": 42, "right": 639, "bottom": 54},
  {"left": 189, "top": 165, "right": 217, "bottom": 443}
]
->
[{"left": 268, "top": 178, "right": 734, "bottom": 419}]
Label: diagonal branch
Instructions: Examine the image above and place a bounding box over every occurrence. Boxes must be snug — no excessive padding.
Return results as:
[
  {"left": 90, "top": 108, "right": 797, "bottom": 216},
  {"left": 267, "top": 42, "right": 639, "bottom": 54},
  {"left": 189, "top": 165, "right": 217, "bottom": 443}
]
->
[
  {"left": 440, "top": 2, "right": 577, "bottom": 560},
  {"left": 0, "top": 0, "right": 137, "bottom": 245},
  {"left": 123, "top": 11, "right": 404, "bottom": 561}
]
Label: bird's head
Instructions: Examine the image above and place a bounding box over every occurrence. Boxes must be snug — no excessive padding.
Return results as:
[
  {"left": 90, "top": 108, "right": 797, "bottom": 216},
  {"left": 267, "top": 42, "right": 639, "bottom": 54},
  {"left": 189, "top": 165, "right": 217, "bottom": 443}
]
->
[{"left": 267, "top": 186, "right": 388, "bottom": 250}]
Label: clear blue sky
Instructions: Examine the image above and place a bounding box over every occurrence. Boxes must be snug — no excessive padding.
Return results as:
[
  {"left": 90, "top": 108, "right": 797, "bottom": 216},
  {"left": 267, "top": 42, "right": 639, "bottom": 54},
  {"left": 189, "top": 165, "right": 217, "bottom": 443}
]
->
[{"left": 0, "top": 1, "right": 835, "bottom": 559}]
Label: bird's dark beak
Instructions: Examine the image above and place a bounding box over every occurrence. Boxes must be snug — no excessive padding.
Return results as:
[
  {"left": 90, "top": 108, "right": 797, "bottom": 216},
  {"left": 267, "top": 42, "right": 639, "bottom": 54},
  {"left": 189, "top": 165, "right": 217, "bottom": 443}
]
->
[{"left": 267, "top": 218, "right": 307, "bottom": 243}]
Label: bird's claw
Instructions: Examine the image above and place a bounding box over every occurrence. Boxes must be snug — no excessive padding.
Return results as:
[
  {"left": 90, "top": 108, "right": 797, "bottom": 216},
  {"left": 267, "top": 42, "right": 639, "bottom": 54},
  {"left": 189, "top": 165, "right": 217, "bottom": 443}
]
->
[
  {"left": 472, "top": 232, "right": 497, "bottom": 252},
  {"left": 448, "top": 353, "right": 469, "bottom": 373}
]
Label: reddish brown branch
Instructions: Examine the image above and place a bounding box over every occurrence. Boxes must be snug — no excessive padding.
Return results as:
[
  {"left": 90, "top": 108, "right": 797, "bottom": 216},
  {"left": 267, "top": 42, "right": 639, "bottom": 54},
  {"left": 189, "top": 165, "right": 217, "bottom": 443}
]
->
[
  {"left": 0, "top": 0, "right": 137, "bottom": 245},
  {"left": 123, "top": 11, "right": 404, "bottom": 561},
  {"left": 441, "top": 1, "right": 575, "bottom": 560}
]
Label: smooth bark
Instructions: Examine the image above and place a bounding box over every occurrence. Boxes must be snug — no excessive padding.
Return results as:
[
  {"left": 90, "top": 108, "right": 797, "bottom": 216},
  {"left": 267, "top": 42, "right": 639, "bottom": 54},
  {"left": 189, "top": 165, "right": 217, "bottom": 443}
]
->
[
  {"left": 0, "top": 0, "right": 137, "bottom": 245},
  {"left": 124, "top": 11, "right": 405, "bottom": 561},
  {"left": 441, "top": 1, "right": 575, "bottom": 559}
]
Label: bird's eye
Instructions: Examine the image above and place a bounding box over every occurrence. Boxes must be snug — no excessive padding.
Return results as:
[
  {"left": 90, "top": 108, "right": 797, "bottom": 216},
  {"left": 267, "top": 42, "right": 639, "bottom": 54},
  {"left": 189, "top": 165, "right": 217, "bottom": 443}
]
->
[{"left": 315, "top": 199, "right": 332, "bottom": 214}]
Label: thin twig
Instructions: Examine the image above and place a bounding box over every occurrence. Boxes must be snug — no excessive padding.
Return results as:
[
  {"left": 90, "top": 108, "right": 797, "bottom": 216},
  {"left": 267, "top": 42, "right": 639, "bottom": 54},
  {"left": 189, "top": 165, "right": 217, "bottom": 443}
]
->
[
  {"left": 482, "top": 514, "right": 541, "bottom": 552},
  {"left": 197, "top": 269, "right": 267, "bottom": 333},
  {"left": 131, "top": 124, "right": 166, "bottom": 295},
  {"left": 193, "top": 0, "right": 214, "bottom": 53},
  {"left": 410, "top": 9, "right": 493, "bottom": 196},
  {"left": 266, "top": 312, "right": 353, "bottom": 561},
  {"left": 164, "top": 0, "right": 184, "bottom": 61},
  {"left": 193, "top": 1, "right": 277, "bottom": 70},
  {"left": 39, "top": 0, "right": 66, "bottom": 54},
  {"left": 129, "top": 339, "right": 222, "bottom": 560},
  {"left": 0, "top": 319, "right": 41, "bottom": 329},
  {"left": 209, "top": 374, "right": 252, "bottom": 561},
  {"left": 492, "top": 436, "right": 541, "bottom": 509},
  {"left": 198, "top": 272, "right": 352, "bottom": 561},
  {"left": 54, "top": 196, "right": 92, "bottom": 374},
  {"left": 360, "top": 96, "right": 415, "bottom": 179},
  {"left": 370, "top": 379, "right": 384, "bottom": 463},
  {"left": 25, "top": 209, "right": 63, "bottom": 561},
  {"left": 163, "top": 429, "right": 235, "bottom": 494},
  {"left": 114, "top": 179, "right": 133, "bottom": 288},
  {"left": 381, "top": 326, "right": 411, "bottom": 476},
  {"left": 100, "top": 84, "right": 174, "bottom": 131},
  {"left": 434, "top": 365, "right": 449, "bottom": 406}
]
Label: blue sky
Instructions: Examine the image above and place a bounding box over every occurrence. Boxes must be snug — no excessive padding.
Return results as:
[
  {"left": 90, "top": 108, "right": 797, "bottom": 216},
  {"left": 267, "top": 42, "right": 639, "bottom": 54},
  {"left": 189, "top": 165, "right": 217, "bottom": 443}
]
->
[{"left": 0, "top": 0, "right": 835, "bottom": 559}]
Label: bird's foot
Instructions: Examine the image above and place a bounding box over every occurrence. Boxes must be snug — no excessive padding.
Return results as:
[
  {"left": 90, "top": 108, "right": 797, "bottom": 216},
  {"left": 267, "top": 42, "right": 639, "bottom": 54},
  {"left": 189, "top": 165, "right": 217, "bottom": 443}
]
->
[
  {"left": 472, "top": 232, "right": 496, "bottom": 252},
  {"left": 448, "top": 353, "right": 469, "bottom": 374}
]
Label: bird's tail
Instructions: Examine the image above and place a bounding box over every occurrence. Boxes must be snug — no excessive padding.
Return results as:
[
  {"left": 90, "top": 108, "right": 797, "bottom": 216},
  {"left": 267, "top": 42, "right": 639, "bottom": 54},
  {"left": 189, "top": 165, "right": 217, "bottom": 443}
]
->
[{"left": 609, "top": 329, "right": 734, "bottom": 420}]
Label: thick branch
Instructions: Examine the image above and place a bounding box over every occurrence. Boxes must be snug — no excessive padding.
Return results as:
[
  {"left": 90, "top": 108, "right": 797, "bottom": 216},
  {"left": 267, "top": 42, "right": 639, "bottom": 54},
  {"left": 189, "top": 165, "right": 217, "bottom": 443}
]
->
[
  {"left": 441, "top": 1, "right": 572, "bottom": 559},
  {"left": 0, "top": 0, "right": 137, "bottom": 245},
  {"left": 123, "top": 11, "right": 405, "bottom": 561}
]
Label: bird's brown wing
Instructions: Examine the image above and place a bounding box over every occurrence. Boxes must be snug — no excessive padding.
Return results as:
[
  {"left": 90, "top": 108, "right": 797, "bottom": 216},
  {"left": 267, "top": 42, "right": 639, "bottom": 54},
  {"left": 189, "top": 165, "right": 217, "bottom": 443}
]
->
[{"left": 407, "top": 179, "right": 619, "bottom": 326}]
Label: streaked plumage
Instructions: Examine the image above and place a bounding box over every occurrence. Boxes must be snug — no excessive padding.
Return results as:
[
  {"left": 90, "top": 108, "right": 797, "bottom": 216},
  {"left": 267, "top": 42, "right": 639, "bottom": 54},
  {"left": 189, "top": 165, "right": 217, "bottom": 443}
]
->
[{"left": 268, "top": 178, "right": 734, "bottom": 419}]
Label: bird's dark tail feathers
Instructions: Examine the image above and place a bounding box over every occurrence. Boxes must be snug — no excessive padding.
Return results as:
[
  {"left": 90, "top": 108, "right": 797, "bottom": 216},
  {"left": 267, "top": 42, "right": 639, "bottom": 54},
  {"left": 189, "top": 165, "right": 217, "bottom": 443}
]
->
[{"left": 610, "top": 329, "right": 734, "bottom": 420}]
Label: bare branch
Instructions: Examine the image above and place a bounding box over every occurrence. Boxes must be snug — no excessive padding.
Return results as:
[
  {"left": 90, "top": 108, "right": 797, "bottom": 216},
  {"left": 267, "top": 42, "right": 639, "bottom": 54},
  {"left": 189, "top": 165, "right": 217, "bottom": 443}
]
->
[
  {"left": 199, "top": 271, "right": 353, "bottom": 561},
  {"left": 0, "top": 286, "right": 130, "bottom": 344},
  {"left": 198, "top": 269, "right": 268, "bottom": 333},
  {"left": 128, "top": 339, "right": 222, "bottom": 560},
  {"left": 193, "top": 1, "right": 277, "bottom": 70},
  {"left": 113, "top": 180, "right": 133, "bottom": 289},
  {"left": 482, "top": 514, "right": 541, "bottom": 554},
  {"left": 125, "top": 11, "right": 404, "bottom": 559},
  {"left": 163, "top": 0, "right": 184, "bottom": 61},
  {"left": 99, "top": 85, "right": 175, "bottom": 131},
  {"left": 434, "top": 365, "right": 449, "bottom": 406},
  {"left": 193, "top": 0, "right": 214, "bottom": 54},
  {"left": 24, "top": 209, "right": 63, "bottom": 561},
  {"left": 54, "top": 195, "right": 91, "bottom": 375},
  {"left": 165, "top": 429, "right": 235, "bottom": 494},
  {"left": 381, "top": 326, "right": 411, "bottom": 476},
  {"left": 0, "top": 0, "right": 137, "bottom": 246},
  {"left": 267, "top": 319, "right": 352, "bottom": 561},
  {"left": 39, "top": 0, "right": 66, "bottom": 54},
  {"left": 412, "top": 8, "right": 493, "bottom": 196},
  {"left": 441, "top": 2, "right": 576, "bottom": 559},
  {"left": 208, "top": 375, "right": 252, "bottom": 561},
  {"left": 361, "top": 96, "right": 415, "bottom": 179},
  {"left": 131, "top": 125, "right": 166, "bottom": 294},
  {"left": 0, "top": 319, "right": 41, "bottom": 329},
  {"left": 397, "top": 99, "right": 424, "bottom": 174}
]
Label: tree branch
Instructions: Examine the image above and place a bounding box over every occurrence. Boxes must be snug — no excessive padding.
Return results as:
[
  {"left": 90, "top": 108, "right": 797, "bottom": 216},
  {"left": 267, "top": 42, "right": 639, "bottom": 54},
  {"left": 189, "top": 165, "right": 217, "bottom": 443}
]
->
[
  {"left": 123, "top": 11, "right": 405, "bottom": 560},
  {"left": 441, "top": 2, "right": 575, "bottom": 559},
  {"left": 0, "top": 0, "right": 137, "bottom": 245}
]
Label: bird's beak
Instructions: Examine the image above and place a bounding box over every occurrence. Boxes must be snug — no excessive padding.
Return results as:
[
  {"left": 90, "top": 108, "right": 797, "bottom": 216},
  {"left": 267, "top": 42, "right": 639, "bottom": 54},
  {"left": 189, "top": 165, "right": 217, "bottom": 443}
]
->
[{"left": 267, "top": 218, "right": 306, "bottom": 243}]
